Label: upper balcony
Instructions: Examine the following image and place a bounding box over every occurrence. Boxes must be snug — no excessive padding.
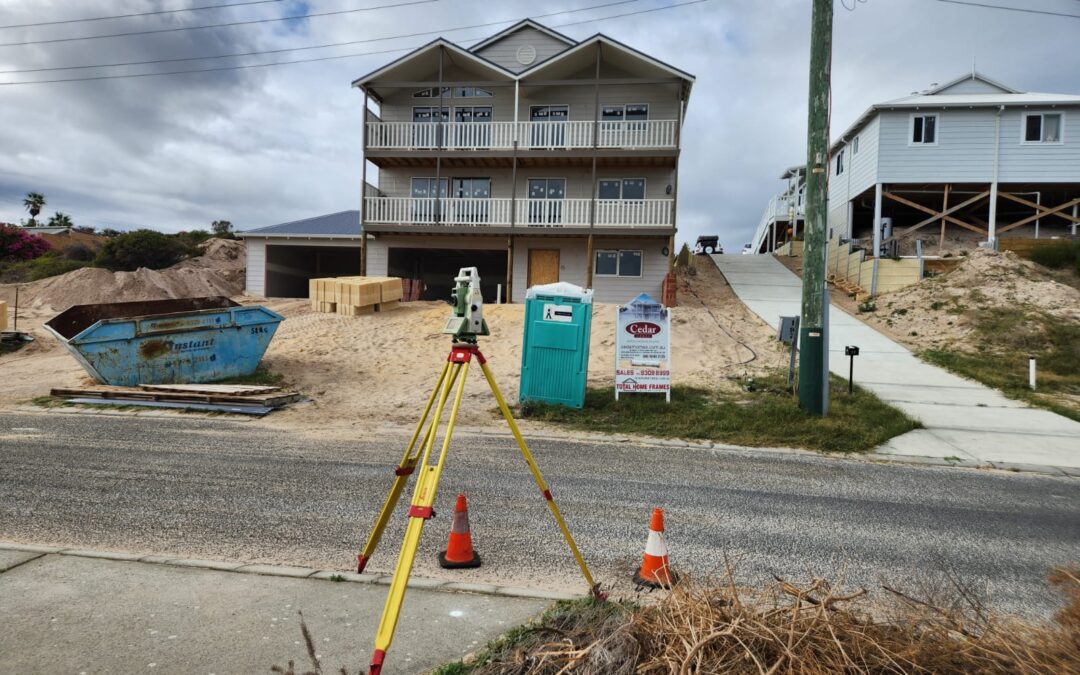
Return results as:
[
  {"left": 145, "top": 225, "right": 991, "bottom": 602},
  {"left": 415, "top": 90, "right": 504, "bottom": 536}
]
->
[{"left": 365, "top": 118, "right": 679, "bottom": 154}]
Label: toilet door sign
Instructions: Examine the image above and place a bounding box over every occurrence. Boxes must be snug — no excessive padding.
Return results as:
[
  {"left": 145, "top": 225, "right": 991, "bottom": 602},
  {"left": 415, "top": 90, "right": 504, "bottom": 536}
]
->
[
  {"left": 615, "top": 293, "right": 671, "bottom": 402},
  {"left": 542, "top": 303, "right": 573, "bottom": 323}
]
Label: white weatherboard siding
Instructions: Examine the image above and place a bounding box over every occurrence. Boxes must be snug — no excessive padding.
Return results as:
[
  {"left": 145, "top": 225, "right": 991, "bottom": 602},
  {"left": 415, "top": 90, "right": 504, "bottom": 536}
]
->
[
  {"left": 245, "top": 238, "right": 266, "bottom": 296},
  {"left": 827, "top": 116, "right": 880, "bottom": 238},
  {"left": 473, "top": 26, "right": 570, "bottom": 73},
  {"left": 997, "top": 109, "right": 1080, "bottom": 183},
  {"left": 876, "top": 107, "right": 1080, "bottom": 184}
]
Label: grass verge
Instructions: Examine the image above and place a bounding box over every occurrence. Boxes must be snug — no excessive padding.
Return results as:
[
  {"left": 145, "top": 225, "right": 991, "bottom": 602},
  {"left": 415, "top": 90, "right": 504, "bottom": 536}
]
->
[
  {"left": 919, "top": 307, "right": 1080, "bottom": 422},
  {"left": 518, "top": 372, "right": 919, "bottom": 453},
  {"left": 433, "top": 568, "right": 1080, "bottom": 674}
]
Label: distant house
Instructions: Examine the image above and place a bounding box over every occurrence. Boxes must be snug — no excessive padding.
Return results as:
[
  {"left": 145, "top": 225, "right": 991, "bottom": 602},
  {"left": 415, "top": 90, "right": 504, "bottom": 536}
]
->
[
  {"left": 352, "top": 19, "right": 695, "bottom": 303},
  {"left": 753, "top": 72, "right": 1080, "bottom": 257},
  {"left": 238, "top": 211, "right": 360, "bottom": 297}
]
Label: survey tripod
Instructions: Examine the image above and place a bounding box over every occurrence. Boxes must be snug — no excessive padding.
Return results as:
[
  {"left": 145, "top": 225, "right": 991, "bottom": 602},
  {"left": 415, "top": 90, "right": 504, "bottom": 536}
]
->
[{"left": 356, "top": 268, "right": 602, "bottom": 675}]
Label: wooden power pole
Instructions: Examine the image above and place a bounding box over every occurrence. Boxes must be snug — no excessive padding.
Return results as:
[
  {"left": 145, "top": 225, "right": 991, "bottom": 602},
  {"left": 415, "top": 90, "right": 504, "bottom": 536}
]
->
[{"left": 798, "top": 0, "right": 833, "bottom": 416}]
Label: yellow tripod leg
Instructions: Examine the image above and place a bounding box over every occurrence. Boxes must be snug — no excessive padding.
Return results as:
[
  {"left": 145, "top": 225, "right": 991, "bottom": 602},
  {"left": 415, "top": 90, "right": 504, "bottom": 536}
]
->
[
  {"left": 356, "top": 361, "right": 458, "bottom": 572},
  {"left": 368, "top": 359, "right": 470, "bottom": 675},
  {"left": 479, "top": 360, "right": 602, "bottom": 599}
]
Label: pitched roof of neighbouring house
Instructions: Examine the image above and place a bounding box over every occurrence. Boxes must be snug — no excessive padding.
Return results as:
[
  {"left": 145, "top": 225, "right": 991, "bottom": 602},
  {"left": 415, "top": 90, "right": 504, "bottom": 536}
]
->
[{"left": 239, "top": 210, "right": 361, "bottom": 238}]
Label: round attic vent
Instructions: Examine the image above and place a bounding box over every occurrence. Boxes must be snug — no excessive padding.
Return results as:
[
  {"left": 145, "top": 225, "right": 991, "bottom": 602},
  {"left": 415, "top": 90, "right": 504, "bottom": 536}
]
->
[{"left": 516, "top": 44, "right": 536, "bottom": 66}]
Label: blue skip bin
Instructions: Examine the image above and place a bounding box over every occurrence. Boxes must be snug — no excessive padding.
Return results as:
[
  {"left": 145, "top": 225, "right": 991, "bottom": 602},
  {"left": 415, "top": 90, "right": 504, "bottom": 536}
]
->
[{"left": 44, "top": 297, "right": 284, "bottom": 387}]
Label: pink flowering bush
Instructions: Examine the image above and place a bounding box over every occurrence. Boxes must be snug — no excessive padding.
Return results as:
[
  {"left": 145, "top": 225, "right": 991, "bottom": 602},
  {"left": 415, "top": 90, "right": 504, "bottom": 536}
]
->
[{"left": 0, "top": 223, "right": 52, "bottom": 261}]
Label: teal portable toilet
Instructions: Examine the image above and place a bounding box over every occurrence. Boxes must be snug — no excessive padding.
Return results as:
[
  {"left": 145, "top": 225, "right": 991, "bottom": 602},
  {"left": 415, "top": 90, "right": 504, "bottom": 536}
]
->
[{"left": 520, "top": 282, "right": 593, "bottom": 408}]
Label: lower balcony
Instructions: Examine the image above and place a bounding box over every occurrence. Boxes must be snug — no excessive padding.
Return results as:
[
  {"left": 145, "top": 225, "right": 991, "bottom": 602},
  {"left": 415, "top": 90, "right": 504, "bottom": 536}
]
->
[{"left": 364, "top": 197, "right": 675, "bottom": 229}]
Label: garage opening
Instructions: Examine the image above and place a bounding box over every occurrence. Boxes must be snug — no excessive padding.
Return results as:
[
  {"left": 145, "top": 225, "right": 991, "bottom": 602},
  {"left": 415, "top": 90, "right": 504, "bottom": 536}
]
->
[
  {"left": 265, "top": 244, "right": 361, "bottom": 297},
  {"left": 388, "top": 248, "right": 507, "bottom": 301}
]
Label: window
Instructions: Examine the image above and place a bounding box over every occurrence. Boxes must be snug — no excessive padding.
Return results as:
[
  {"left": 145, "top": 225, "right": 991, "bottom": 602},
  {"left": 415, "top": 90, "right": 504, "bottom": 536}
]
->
[
  {"left": 598, "top": 178, "right": 646, "bottom": 200},
  {"left": 911, "top": 114, "right": 937, "bottom": 144},
  {"left": 852, "top": 135, "right": 860, "bottom": 155},
  {"left": 594, "top": 249, "right": 643, "bottom": 277},
  {"left": 601, "top": 104, "right": 648, "bottom": 134},
  {"left": 1023, "top": 112, "right": 1063, "bottom": 143},
  {"left": 413, "top": 87, "right": 491, "bottom": 98},
  {"left": 530, "top": 105, "right": 569, "bottom": 147},
  {"left": 527, "top": 178, "right": 566, "bottom": 225},
  {"left": 835, "top": 150, "right": 844, "bottom": 176},
  {"left": 410, "top": 177, "right": 448, "bottom": 222}
]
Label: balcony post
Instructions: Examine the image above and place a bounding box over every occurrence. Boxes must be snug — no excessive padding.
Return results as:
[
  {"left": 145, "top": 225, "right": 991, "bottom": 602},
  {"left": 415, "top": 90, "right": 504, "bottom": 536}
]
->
[
  {"left": 360, "top": 88, "right": 369, "bottom": 275},
  {"left": 434, "top": 46, "right": 445, "bottom": 225},
  {"left": 668, "top": 91, "right": 686, "bottom": 272},
  {"left": 511, "top": 80, "right": 519, "bottom": 229},
  {"left": 586, "top": 43, "right": 601, "bottom": 288}
]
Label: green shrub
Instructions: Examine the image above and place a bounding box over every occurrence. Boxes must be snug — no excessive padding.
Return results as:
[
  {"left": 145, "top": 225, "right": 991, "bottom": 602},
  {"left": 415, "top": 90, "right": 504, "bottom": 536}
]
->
[
  {"left": 1029, "top": 241, "right": 1079, "bottom": 270},
  {"left": 63, "top": 243, "right": 95, "bottom": 262},
  {"left": 0, "top": 252, "right": 90, "bottom": 282},
  {"left": 94, "top": 229, "right": 187, "bottom": 271}
]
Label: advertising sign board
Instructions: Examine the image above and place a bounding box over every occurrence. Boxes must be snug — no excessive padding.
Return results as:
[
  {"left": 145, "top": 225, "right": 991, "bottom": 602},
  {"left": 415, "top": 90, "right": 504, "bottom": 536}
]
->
[{"left": 615, "top": 293, "right": 671, "bottom": 402}]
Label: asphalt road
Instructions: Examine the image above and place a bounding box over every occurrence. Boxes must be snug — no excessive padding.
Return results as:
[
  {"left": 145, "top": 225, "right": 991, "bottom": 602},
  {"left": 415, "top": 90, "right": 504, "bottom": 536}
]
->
[{"left": 1, "top": 411, "right": 1077, "bottom": 618}]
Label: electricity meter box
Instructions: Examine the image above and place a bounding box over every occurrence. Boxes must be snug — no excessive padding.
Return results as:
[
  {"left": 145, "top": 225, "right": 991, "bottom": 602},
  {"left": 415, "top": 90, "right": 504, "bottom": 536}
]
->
[{"left": 519, "top": 282, "right": 594, "bottom": 409}]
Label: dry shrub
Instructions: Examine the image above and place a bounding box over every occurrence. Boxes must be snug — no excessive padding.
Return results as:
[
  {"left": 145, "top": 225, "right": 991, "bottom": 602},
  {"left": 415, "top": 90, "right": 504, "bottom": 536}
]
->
[{"left": 468, "top": 565, "right": 1080, "bottom": 674}]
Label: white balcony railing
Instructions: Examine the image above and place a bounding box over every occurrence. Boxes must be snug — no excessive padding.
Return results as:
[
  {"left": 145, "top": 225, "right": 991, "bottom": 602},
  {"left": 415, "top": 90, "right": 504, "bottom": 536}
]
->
[
  {"left": 364, "top": 197, "right": 674, "bottom": 228},
  {"left": 365, "top": 119, "right": 678, "bottom": 151}
]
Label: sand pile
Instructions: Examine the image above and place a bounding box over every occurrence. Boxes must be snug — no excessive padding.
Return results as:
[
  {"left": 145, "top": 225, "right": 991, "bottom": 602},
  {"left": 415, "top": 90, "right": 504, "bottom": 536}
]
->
[
  {"left": 861, "top": 249, "right": 1080, "bottom": 350},
  {"left": 258, "top": 288, "right": 784, "bottom": 434},
  {"left": 8, "top": 238, "right": 245, "bottom": 312}
]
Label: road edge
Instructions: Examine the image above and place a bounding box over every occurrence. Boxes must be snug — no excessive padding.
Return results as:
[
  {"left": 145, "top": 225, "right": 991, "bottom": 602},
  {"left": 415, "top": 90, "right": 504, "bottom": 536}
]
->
[{"left": 0, "top": 541, "right": 582, "bottom": 602}]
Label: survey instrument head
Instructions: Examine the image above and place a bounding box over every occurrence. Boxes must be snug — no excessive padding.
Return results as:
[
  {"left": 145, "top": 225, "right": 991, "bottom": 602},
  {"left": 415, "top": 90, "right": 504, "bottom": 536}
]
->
[{"left": 442, "top": 267, "right": 490, "bottom": 343}]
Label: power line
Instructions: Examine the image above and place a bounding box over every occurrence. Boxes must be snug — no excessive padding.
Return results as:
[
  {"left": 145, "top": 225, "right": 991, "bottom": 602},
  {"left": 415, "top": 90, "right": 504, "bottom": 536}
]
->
[
  {"left": 0, "top": 0, "right": 644, "bottom": 75},
  {"left": 936, "top": 0, "right": 1080, "bottom": 19},
  {"left": 0, "top": 0, "right": 711, "bottom": 86},
  {"left": 0, "top": 0, "right": 290, "bottom": 30},
  {"left": 0, "top": 0, "right": 441, "bottom": 48}
]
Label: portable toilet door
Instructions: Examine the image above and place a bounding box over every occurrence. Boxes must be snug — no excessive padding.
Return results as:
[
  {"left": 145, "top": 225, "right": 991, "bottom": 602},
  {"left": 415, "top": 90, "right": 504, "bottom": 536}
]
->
[{"left": 519, "top": 282, "right": 594, "bottom": 408}]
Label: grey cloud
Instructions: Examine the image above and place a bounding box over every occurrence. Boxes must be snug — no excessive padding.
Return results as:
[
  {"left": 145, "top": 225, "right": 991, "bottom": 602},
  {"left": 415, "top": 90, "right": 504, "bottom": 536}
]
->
[{"left": 0, "top": 0, "right": 1077, "bottom": 246}]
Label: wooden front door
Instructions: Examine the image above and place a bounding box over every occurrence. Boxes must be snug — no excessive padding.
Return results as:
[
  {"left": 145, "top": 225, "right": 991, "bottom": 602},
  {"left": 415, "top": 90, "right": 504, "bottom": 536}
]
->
[{"left": 528, "top": 249, "right": 560, "bottom": 287}]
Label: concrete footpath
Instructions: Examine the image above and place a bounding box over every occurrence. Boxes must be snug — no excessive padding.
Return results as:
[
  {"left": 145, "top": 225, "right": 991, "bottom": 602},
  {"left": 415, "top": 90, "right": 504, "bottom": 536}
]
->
[
  {"left": 712, "top": 254, "right": 1080, "bottom": 471},
  {"left": 0, "top": 544, "right": 556, "bottom": 675}
]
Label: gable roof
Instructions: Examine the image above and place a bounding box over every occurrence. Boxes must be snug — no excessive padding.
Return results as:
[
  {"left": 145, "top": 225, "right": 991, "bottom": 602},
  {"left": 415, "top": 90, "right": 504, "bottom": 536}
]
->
[
  {"left": 829, "top": 72, "right": 1080, "bottom": 153},
  {"left": 351, "top": 39, "right": 516, "bottom": 92},
  {"left": 351, "top": 21, "right": 694, "bottom": 98},
  {"left": 239, "top": 211, "right": 361, "bottom": 238},
  {"left": 468, "top": 19, "right": 576, "bottom": 53},
  {"left": 521, "top": 33, "right": 696, "bottom": 84},
  {"left": 924, "top": 72, "right": 1020, "bottom": 96}
]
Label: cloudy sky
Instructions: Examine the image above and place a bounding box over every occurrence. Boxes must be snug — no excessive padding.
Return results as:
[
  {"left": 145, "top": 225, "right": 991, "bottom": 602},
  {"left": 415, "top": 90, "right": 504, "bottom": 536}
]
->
[{"left": 0, "top": 0, "right": 1078, "bottom": 249}]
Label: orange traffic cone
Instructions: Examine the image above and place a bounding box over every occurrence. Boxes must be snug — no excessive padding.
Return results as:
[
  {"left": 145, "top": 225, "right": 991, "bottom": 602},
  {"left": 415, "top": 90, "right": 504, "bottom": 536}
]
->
[
  {"left": 438, "top": 494, "right": 482, "bottom": 569},
  {"left": 633, "top": 507, "right": 676, "bottom": 588}
]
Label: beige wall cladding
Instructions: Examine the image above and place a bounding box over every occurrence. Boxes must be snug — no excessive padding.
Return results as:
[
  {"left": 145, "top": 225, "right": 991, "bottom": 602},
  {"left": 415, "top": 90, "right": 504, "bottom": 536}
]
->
[{"left": 860, "top": 259, "right": 922, "bottom": 294}]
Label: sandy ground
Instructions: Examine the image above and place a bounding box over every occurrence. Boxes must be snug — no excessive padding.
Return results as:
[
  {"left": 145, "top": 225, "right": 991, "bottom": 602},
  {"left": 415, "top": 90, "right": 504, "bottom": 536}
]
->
[{"left": 0, "top": 252, "right": 784, "bottom": 436}]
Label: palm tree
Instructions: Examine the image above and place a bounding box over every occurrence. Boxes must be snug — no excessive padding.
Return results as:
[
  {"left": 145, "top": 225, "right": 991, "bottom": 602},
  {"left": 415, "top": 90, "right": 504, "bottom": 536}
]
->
[
  {"left": 23, "top": 192, "right": 46, "bottom": 226},
  {"left": 48, "top": 212, "right": 73, "bottom": 228}
]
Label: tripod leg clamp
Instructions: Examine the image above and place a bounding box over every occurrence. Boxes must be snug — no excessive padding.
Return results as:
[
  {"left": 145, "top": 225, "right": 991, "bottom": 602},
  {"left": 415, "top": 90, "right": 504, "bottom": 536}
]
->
[{"left": 408, "top": 505, "right": 434, "bottom": 519}]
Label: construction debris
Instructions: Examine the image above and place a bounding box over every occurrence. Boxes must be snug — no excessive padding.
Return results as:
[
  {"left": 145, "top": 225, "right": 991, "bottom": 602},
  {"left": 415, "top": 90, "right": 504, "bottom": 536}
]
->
[
  {"left": 309, "top": 276, "right": 404, "bottom": 316},
  {"left": 50, "top": 386, "right": 300, "bottom": 411}
]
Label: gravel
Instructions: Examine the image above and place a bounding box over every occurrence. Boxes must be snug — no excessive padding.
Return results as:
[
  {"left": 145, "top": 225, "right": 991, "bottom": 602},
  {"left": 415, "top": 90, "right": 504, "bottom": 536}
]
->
[{"left": 1, "top": 411, "right": 1077, "bottom": 618}]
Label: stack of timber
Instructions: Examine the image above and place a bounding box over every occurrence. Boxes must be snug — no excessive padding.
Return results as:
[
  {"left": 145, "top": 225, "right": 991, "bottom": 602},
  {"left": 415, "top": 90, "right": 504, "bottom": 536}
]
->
[
  {"left": 0, "top": 300, "right": 7, "bottom": 332},
  {"left": 49, "top": 384, "right": 300, "bottom": 416},
  {"left": 309, "top": 276, "right": 403, "bottom": 316}
]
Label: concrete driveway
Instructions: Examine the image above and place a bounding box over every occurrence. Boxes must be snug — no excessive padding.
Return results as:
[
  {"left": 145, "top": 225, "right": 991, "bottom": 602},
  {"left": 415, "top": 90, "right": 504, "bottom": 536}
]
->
[{"left": 712, "top": 254, "right": 1080, "bottom": 471}]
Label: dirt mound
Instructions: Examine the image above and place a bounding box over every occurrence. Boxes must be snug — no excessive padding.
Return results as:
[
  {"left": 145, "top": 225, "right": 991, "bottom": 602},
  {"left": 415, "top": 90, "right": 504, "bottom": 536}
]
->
[
  {"left": 3, "top": 237, "right": 246, "bottom": 312},
  {"left": 860, "top": 249, "right": 1080, "bottom": 350},
  {"left": 37, "top": 229, "right": 107, "bottom": 253}
]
